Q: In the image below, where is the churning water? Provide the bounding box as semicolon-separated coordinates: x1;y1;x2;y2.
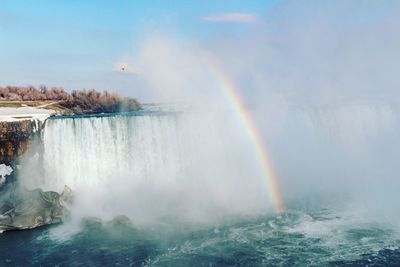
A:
5;105;400;266
1;204;400;266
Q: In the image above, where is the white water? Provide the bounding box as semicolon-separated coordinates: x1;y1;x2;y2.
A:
20;112;272;223
18;102;400;226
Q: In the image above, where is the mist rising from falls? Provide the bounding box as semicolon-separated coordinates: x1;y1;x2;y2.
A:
21;111;273;224
17;102;400;228
10;107;400;265
258;102;400;223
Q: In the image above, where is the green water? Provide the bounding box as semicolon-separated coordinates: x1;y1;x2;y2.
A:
1;204;399;266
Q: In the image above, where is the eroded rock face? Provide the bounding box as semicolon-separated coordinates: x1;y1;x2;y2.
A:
0;185;72;233
0;120;44;165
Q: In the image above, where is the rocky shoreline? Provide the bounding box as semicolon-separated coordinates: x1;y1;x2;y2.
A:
0;109;67;232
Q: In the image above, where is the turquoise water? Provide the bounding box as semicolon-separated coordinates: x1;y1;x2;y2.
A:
4;107;400;266
1;204;399;266
51;104;185;119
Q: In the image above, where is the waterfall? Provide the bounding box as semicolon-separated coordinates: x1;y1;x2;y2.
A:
39;115;187;191
19;111;271;222
18;103;399;223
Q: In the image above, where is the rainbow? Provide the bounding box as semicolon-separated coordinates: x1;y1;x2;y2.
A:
205;56;285;213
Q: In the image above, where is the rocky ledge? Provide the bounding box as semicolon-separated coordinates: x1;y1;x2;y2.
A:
0;120;44;165
0;185;72;233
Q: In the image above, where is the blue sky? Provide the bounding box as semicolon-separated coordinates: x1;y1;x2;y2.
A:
1;0;397;103
0;0;279;96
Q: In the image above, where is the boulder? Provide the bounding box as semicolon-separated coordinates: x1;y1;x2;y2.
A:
0;185;72;233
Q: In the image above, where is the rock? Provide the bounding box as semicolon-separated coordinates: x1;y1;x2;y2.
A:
0;185;72;232
0;120;45;165
81;217;103;228
106;215;133;227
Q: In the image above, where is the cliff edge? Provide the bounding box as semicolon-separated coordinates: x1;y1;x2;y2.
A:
0;106;53;186
0;120;45;165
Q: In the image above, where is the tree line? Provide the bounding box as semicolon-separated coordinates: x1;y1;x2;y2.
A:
0;85;140;114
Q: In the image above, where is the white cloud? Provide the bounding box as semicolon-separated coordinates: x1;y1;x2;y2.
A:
201;13;259;23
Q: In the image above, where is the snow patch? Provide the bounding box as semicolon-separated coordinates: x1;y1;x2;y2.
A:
0;164;13;186
0;106;55;122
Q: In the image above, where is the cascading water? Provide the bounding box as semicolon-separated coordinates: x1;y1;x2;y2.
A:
39;114;188;191
20;109;272;223
5;105;400;266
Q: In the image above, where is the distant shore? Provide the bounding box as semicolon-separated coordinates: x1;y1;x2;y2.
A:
0;86;141;121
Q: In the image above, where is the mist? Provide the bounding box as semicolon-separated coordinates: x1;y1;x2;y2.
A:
5;2;400;266
15;1;400;229
117;1;400;220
